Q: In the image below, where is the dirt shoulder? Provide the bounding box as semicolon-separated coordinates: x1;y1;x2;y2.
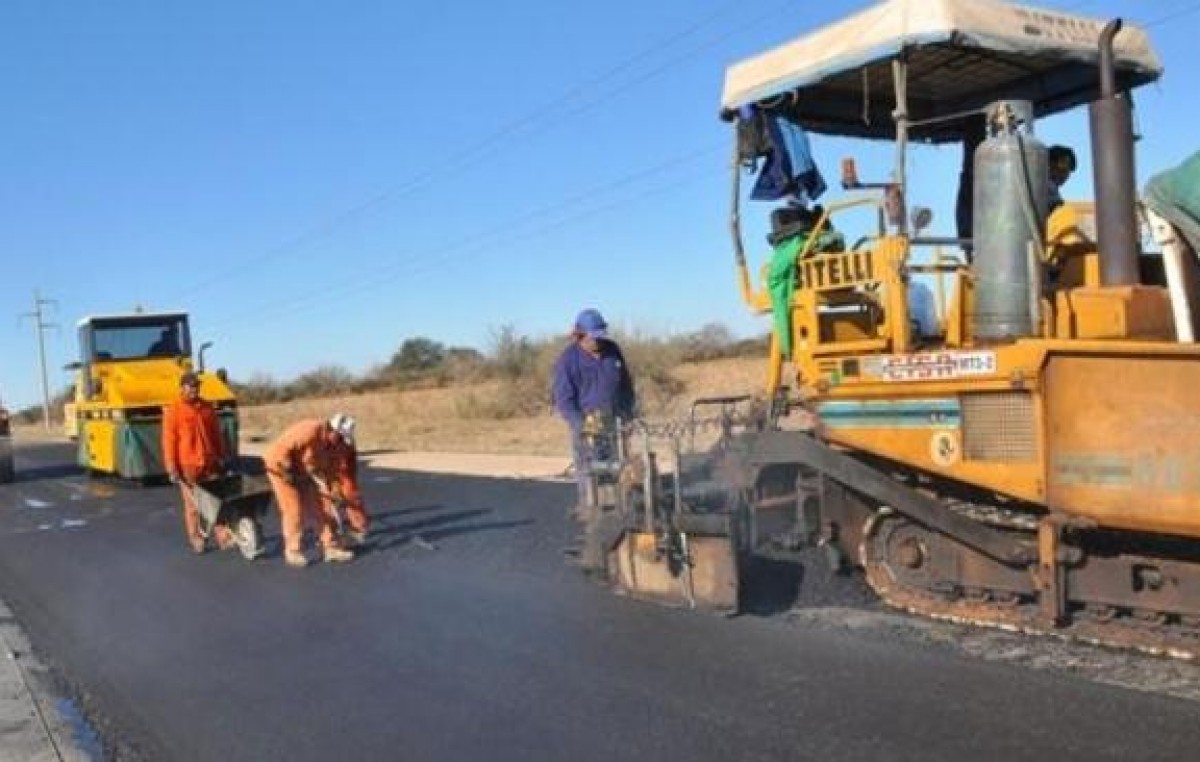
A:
239;441;571;481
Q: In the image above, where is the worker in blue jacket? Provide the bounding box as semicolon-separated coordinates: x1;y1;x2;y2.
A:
551;308;636;512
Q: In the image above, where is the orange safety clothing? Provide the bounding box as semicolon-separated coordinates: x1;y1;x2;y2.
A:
322;440;370;535
267;471;338;555
162;397;225;480
162;396;226;550
264;419;335;483
264;419;341;555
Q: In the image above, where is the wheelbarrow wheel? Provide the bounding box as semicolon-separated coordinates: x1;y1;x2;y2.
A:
234;516;262;561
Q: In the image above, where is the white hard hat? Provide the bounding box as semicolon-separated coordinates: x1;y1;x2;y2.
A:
328;412;356;445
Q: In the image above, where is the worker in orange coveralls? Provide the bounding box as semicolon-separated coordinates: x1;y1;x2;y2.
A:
263;414;357;567
162;371;233;554
322;417;371;548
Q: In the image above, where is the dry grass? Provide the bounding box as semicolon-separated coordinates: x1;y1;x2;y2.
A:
239;356;768;456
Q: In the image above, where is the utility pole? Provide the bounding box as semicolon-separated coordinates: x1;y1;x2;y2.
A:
19;290;57;431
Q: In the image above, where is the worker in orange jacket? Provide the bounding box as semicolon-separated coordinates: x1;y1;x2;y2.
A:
264;414;356;567
162;371;232;554
322;423;371;548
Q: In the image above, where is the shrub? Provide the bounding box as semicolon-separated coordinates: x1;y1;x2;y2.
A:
365;338;489;391
442;347;488;385
487;325;539;380
388;337;446;374
730;334;771;358
677;322;736;362
233;373;284;405
285;365;356;400
460;326;560;418
611;329;686;416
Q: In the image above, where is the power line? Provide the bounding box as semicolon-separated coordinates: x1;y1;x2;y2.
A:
205;154;724;335
204;142;722;330
18;290;58;431
1143;0;1200;27
215;165;723;337
1067;0;1200;27
499;1;793;138
168;0;773;303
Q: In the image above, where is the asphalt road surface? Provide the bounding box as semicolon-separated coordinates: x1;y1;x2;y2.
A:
1;440;1199;761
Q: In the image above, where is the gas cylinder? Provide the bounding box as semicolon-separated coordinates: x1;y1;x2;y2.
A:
971;100;1049;341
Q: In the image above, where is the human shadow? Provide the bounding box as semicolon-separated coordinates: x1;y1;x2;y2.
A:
369;504;445;521
412;519;534;545
255;505;535;560
360;507;535;554
376;507;489;535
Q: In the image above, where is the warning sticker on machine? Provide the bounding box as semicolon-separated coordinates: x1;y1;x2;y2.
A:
864;351;998;382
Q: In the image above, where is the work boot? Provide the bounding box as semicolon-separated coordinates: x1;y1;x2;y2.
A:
284;550;309;568
343;529;367;548
212;525;236;551
322;545;355;564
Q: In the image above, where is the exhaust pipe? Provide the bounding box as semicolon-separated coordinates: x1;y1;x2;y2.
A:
1089;19;1140;286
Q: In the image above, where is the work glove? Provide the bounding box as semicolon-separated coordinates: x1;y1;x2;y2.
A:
312;475;332;499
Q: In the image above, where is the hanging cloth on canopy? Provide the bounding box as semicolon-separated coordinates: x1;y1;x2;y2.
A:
743;107;827;205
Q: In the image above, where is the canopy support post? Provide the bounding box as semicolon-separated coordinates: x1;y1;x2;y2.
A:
891;56;910;236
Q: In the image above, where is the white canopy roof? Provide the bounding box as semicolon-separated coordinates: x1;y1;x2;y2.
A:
721;0;1162;142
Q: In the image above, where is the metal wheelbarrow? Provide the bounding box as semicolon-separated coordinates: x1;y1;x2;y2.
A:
191;474;273;560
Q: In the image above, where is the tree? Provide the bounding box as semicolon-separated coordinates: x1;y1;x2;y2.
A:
388;337;446;374
287;365;356;398
487;325;536;380
680;322;736;362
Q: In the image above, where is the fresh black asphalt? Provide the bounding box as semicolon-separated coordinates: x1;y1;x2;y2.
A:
1;441;1198;761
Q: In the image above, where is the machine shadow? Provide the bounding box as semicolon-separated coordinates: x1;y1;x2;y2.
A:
7;441;85;484
13;462;84;483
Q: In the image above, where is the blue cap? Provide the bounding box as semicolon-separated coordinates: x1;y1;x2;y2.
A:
574;308;608;339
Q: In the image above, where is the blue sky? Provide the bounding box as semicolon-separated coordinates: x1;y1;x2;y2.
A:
2;0;1198;409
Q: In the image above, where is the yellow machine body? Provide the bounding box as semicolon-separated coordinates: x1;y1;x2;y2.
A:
747;201;1200;539
609;530;740;611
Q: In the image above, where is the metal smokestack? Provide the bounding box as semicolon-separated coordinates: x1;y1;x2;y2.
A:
1089;19;1140;286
